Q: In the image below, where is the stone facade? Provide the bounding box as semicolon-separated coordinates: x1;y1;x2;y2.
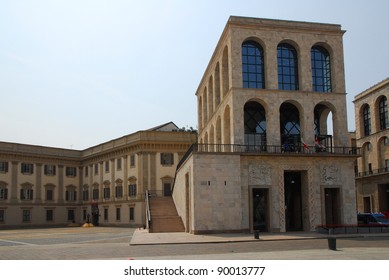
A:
174;16;358;234
0;122;197;228
354;78;389;213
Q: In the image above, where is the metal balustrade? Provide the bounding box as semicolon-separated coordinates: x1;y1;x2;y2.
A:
176;143;360;172
356;167;389;178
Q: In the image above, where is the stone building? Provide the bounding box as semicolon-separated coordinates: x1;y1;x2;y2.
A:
0;122;196;228
354;78;389;213
173;16;359;234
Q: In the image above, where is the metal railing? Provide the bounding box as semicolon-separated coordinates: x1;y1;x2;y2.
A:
357;167;389;178
175;143;359;173
190;143;360;155
316;224;389;234
145;190;151;230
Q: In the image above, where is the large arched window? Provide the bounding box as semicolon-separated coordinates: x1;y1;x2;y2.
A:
311;46;332;92
280;103;300;150
244;101;266;148
379;96;388;130
277;43;299;90
242;41;265;89
363;105;371;136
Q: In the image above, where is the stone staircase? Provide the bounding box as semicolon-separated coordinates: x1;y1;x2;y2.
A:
149;196;185;233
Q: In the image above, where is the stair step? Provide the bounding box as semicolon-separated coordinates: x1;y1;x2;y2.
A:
149;196;185;233
151;217;185;233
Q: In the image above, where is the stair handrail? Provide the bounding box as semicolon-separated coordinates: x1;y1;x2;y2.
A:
145;190;151;230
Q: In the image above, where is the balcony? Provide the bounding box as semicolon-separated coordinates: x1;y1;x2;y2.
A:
194;143;359;155
356;167;389;178
177;143;360;170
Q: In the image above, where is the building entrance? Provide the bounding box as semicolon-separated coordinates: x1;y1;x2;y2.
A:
91;202;99;226
252;188;268;232
324;188;341;225
284;172;303;231
378;184;389;212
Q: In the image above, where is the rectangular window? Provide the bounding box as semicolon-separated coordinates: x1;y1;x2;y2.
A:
83;190;89;201
105;161;109;173
46;189;53;201
46;210;53;221
66;167;77;177
128;184;137;197
103;188;110;199
94;164;99;175
0;188;8;200
0;162;9;173
104;208;108;221
92;189;99;200
22;209;31;222
21;163;34;174
116;207;121;221
20;189;33;200
0;209;4;222
115;186;123;198
85;166;89;177
117;158;122;170
65;190;77;201
44;165;56;175
67;210;75;221
83;209;87;221
160;153;174;165
129;207;134;221
130;155;135;167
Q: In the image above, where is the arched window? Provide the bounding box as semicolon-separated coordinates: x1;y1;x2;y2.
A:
280;103;300;150
314;104;334;151
311;46;332;92
277;43;299;90
244;101;266;148
363;105;371;136
379;96;388;130
242;41;265;89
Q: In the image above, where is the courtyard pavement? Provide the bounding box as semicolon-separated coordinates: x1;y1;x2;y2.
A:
0;226;388;259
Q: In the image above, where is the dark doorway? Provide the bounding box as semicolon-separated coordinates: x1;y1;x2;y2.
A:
284;171;302;231
252;188;268;232
363;197;371;213
324;188;341;225
91;202;99;226
378;184;389;212
164;183;172;196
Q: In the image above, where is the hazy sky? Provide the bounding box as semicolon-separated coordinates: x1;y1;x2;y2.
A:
1;0;388;149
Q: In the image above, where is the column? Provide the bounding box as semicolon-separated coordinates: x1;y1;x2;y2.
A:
58;165;64;203
111;159;115;199
11;161;19;203
123;155;128;198
35;163;42;203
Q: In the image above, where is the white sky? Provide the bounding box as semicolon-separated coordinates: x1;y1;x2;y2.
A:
1;0;388;149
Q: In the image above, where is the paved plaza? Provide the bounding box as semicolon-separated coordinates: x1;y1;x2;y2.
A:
0;226;388;259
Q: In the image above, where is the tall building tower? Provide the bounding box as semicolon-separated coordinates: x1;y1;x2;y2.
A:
173;16;359;233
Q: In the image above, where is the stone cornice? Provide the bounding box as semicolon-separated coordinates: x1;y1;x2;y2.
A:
353;77;389;103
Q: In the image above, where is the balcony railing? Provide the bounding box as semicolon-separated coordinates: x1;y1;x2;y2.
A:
176;143;360;171
356;167;389;178
194;143;360;155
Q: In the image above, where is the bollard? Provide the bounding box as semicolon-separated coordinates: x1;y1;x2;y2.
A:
327;228;336;250
254;230;260;239
328;237;337;250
